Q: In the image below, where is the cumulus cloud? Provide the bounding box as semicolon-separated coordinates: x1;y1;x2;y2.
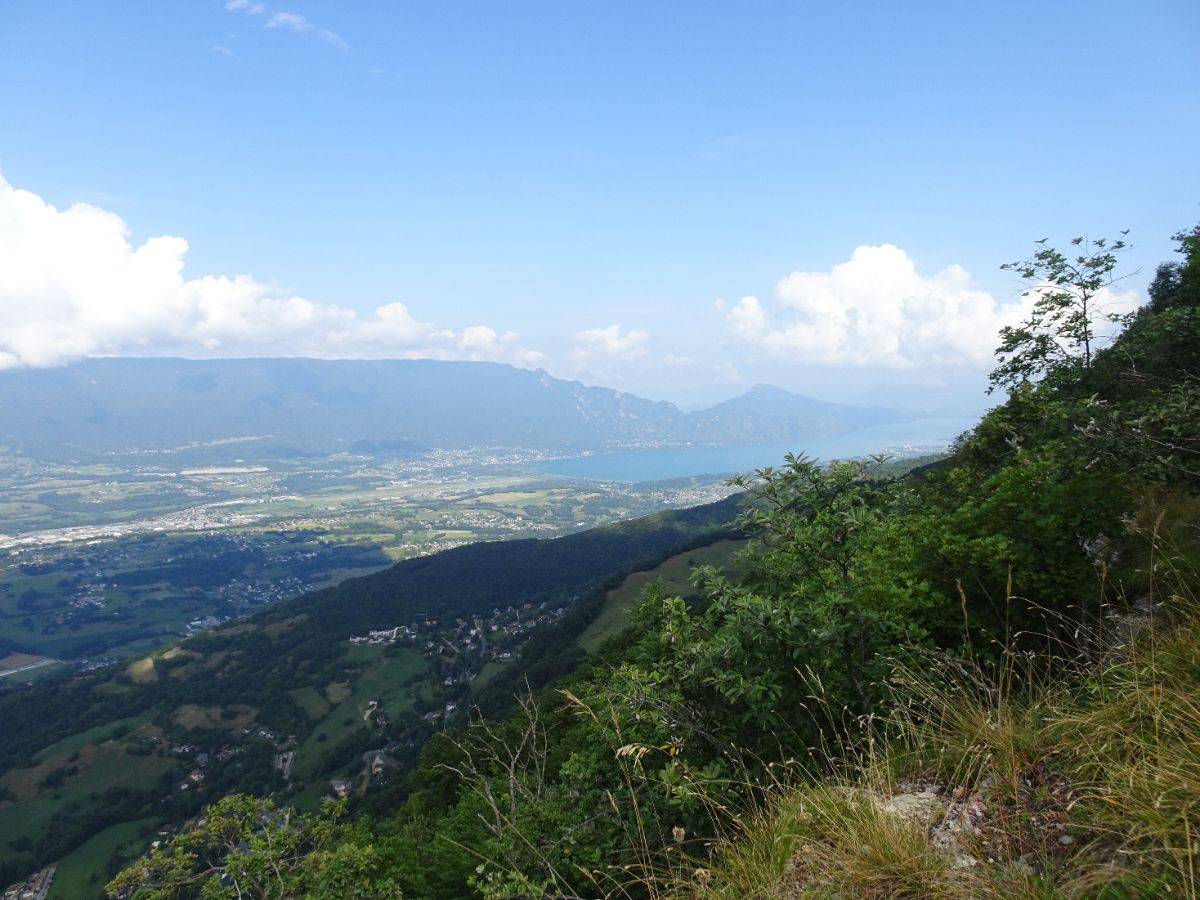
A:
713;363;743;383
0;175;537;369
454;326;545;367
574;324;648;357
723;244;1139;369
458;324;501;353
726;295;765;339
570;324;649;364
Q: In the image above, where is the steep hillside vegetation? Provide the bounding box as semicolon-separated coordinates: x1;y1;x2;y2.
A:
105;224;1199;898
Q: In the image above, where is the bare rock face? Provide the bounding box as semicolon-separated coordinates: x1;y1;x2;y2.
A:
873;780;983;871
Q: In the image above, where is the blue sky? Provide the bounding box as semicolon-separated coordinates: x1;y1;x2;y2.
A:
1;1;1197;412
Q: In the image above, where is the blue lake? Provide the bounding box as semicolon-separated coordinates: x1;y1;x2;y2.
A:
533;417;976;482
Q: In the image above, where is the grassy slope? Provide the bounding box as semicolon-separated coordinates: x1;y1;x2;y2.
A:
47;817;159;900
576;538;745;655
291;647;426;781
32;713;154;765
0;743;173;866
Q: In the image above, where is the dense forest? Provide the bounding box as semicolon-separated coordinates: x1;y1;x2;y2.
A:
105;224;1200;897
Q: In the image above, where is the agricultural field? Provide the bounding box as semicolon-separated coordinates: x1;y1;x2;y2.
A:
0;724;177;881
290;646;427;783
0;447;735;669
47;816;159;900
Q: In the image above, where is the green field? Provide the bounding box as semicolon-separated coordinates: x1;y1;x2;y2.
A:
47;816;160;900
577;538;745;655
0;743;174;874
0;661;65;685
472;658;509;690
32;713;154;765
289;685;333;720
285;780;331;814
291;646;427;781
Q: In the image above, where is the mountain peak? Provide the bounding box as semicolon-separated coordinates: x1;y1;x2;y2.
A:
741;383;799;400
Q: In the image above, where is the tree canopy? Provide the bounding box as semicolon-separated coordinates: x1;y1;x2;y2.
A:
990;233;1132;392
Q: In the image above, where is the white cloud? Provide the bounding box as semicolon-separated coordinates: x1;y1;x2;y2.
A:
454;326;546;367
727;244;1053;369
225;0;266;14
265;11;307;30
316;29;349;50
0;174;537;369
713;363;743;383
726;295;765;339
458;324;500;353
226;3;347;50
570;324;649;364
514;349;546;367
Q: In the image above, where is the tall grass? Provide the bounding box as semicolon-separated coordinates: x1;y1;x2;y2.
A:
1052;496;1200;897
687;495;1200;899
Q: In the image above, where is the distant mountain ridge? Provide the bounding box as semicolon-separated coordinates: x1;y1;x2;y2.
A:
0;358;908;462
690;383;900;445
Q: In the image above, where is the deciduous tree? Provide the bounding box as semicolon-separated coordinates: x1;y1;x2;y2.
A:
990;234;1132;393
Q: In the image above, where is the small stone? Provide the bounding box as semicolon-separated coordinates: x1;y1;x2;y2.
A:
1059;834;1075;847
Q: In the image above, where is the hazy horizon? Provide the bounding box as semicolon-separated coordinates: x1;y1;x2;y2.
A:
1;351;955;416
